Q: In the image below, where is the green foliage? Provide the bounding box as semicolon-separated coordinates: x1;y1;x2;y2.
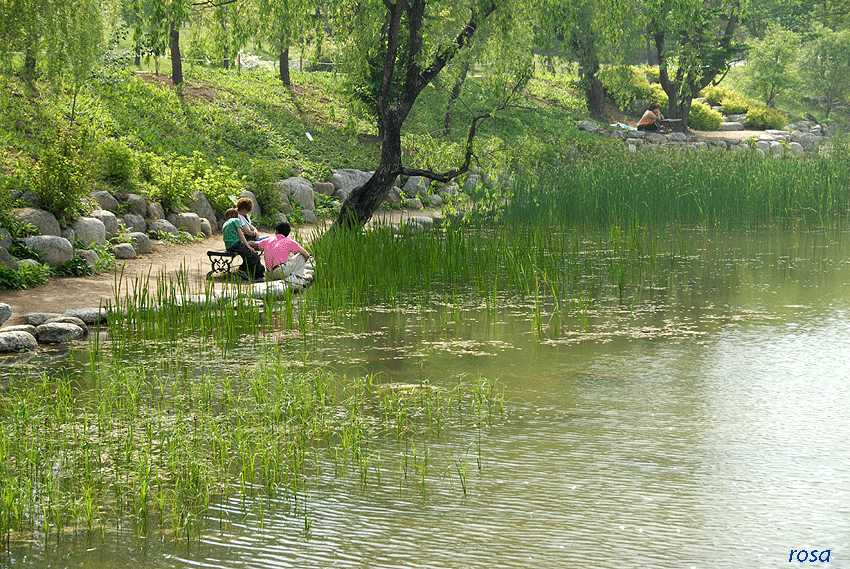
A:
745;106;788;129
97;138;135;185
687;100;723;131
28;128;95;224
0;261;52;290
741;25;800;108
800;26;850;118
191;158;246;215
599;66;652;110
720;96;750;115
699;85;734;106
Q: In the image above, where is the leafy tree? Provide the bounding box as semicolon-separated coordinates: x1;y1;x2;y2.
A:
255;0;308;84
800;25;850;117
744;0;815;37
332;0;532;229
741;25;800;108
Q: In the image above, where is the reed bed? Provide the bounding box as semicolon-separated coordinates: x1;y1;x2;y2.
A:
506;138;850;228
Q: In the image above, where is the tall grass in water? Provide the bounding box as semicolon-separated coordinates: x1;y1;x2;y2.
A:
506;138;850;228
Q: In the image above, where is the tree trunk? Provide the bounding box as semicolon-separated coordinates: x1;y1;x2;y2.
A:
170;20;183;86
443;57;470;137
221;6;230;69
569;6;605;116
278;39;290;85
134;39;141;67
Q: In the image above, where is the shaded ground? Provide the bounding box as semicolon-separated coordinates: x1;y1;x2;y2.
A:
0;210;433;327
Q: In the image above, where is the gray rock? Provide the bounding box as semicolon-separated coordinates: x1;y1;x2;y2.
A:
0;228;11;249
291;185;315;211
22;235;73;265
0;247;18;270
757;140;770;153
0;331;38;353
727;114;747;123
112;242;136;259
15;191;40;208
790;131;818;150
199;218;213;237
577;120;600;132
90;209;119;240
167;212;201;236
73;217;106;247
788;141;804;156
148;202;165;220
149;219;179;237
626;131;646;139
121;213;146;233
91;191;120;212
0;303;11;326
123;193;148;217
276;176;313;197
314;182;335;196
301;209;318;224
73;248;101;268
186;191;218;232
385;188;403;204
427;194;444;206
407;197;424;209
25;312;64;326
0;324;37;336
272;212;289;225
36;322;85;344
126;232;152;254
330;169;372;192
668;132;688;142
238;190;261;218
61;227;75;243
720;122;744;131
412;216;435;228
769;141;784;155
404;176;428;197
335;188;352;203
464;174;480;192
646;133;666;144
65;307;107;324
45;316;89;336
13;207;61;236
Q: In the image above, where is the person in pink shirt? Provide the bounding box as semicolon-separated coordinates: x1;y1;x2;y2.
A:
255;221;313;284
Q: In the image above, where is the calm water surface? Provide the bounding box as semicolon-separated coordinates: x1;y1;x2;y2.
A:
3;229;850;568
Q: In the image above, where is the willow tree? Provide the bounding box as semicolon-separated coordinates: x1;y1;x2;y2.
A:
646;0;746;129
332;0;531;229
255;0;310;84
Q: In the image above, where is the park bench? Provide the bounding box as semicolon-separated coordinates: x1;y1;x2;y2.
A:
206;250;239;279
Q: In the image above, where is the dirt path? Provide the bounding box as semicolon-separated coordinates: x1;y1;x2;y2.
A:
0;210;434;327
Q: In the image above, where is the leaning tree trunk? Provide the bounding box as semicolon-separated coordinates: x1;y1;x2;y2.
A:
170;19;183;87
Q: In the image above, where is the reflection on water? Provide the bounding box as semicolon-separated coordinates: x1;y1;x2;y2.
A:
3;229;850;568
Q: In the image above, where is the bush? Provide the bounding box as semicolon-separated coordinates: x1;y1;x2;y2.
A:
721;96;750;115
28;129;95;224
745;106;787;129
699;85;734;106
688;100;724;130
191;160;246;215
97;138;135;186
648;84;669;113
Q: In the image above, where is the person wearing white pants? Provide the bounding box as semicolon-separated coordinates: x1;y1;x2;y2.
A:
255;221;314;286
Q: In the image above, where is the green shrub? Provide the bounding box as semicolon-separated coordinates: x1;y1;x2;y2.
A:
28;129;95;224
688;100;724;130
699;85;734;106
191;160;246;215
721;96;750;115
599;66;653;110
245;159;294;213
97;138;135;186
0;262;51;290
745;106;787;129
648;84;669;113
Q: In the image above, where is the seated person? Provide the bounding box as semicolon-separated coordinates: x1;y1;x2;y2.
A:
637;102;664;132
255;221;314;284
235;197;264;241
221;207;265;281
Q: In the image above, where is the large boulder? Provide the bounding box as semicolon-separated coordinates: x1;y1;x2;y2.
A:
149;218;179;237
0;331;38;353
404;176;429;198
167;212;201;236
0;248;18;270
73;217;106;247
577;120;601;132
36;322;85;344
123;193;148;217
111;243;136;259
13;208;61;236
199;218;213;237
121;213;147;233
0;228;13;249
275;177;315;211
65;307;108;324
126;232;152;254
90;209;119;240
148;202;166;220
25;312;64;326
90;191;120;212
187;191;218;232
314;182;336;197
330;169;371;193
74;248;100;268
22;235;73;265
45;316;89;336
0;303;11;326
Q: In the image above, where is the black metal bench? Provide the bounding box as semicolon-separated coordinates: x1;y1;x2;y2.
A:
207;250;239;279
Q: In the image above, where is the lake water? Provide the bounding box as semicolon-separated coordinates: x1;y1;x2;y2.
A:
3;228;849;568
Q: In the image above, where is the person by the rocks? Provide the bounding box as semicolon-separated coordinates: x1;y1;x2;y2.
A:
236;197;263;241
255;221;313;285
221;208;265;281
637;102;664;132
